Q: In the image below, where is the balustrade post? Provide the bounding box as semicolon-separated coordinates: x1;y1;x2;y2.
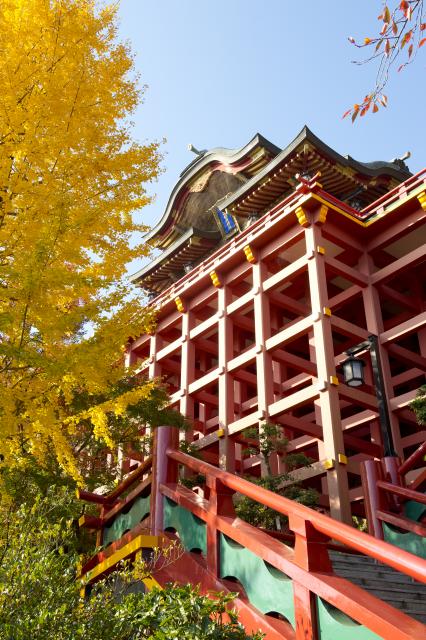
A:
381;455;403;512
293;582;319;640
206;475;235;577
289;513;332;572
360;459;385;539
151;425;179;535
289;513;329;640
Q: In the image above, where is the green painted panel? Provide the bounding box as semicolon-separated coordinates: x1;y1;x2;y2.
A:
383;498;426;559
405;499;426;522
103;494;150;547
383;522;426;559
316;597;381;640
219;533;294;626
163;497;207;554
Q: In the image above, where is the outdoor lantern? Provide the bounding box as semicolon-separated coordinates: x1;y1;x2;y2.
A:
342;354;365;387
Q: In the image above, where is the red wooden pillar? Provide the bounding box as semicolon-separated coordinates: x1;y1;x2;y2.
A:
151;425;179;535
293;582;319;640
305;212;352;524
289;513;331;640
253;260;274;477
218;285;235;471
360;458;385;539
148;333;161;379
180;308;195;430
206;475;235;577
359;252;403;457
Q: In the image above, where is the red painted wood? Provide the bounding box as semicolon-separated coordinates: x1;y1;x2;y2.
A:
361;460;385;539
167;448;426;583
153;537;295;640
160;479;426;639
293;582;318;640
399;441;426;476
376;509;426;537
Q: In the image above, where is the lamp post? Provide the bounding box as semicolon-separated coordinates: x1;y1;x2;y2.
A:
342;334;396;457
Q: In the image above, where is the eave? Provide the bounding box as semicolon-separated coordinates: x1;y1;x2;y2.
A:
131;227;220;292
146;133;280;248
220;126;411;217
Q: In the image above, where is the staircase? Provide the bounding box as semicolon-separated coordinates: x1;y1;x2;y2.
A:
330;551;426;625
77;429;426;640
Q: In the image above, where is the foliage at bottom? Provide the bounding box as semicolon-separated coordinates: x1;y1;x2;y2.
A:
0;490;262;639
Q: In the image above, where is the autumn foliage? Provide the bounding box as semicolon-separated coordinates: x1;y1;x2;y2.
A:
0;1;161;479
344;0;425;120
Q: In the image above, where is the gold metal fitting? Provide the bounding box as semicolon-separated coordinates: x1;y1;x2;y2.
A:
243;244;256;263
317;204;328;224
323;307;332;317
210;270;221;287
217;428;225;438
175;296;185;312
417;191;426;211
317;245;326;255
329;375;339;386
295;206;309;227
338;453;348;465
324;458;335;470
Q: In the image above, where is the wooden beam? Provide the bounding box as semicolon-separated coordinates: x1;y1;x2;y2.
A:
338;384;378;411
380;311;426;345
330;315;370;341
268;290;308;317
273;349;317;376
386;343;426;372
389;389;417;411
263;254;308;293
371;244;426;285
329;285;363;311
378;284;419;313
324;256;369;288
269;384;321;417
367;208;425;252
266;315;313;352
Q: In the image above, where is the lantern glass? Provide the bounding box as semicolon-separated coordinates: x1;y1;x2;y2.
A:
342;355;365;387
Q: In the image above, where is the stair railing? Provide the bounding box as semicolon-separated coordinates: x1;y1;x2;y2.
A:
361;441;426;539
77;455;153;575
154;426;426;640
399;440;426;491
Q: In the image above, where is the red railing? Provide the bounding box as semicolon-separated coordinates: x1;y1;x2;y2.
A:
361;167;426;215
78;455;152;556
149;426;426;639
141;167;426;314
76;428;426;638
165;448;425;582
399;440;426;478
361;442;426;539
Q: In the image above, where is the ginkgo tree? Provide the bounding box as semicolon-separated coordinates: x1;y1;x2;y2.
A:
0;0;162;481
344;0;426;120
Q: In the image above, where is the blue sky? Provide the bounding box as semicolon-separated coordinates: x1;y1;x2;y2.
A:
116;0;425;272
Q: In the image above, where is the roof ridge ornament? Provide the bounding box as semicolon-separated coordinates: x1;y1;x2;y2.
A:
187;143;207;156
390;151;411;172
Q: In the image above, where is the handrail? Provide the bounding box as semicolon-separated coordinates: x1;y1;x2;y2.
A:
168;448;426;583
377;479;426;506
105;456;152;501
361;168;426;214
77;456;152;505
398;440;426;477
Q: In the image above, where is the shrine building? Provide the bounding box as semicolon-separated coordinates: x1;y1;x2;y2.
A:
127;126;425;525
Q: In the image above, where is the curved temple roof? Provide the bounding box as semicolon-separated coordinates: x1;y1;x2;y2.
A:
132;126;411;293
145;133;281;247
